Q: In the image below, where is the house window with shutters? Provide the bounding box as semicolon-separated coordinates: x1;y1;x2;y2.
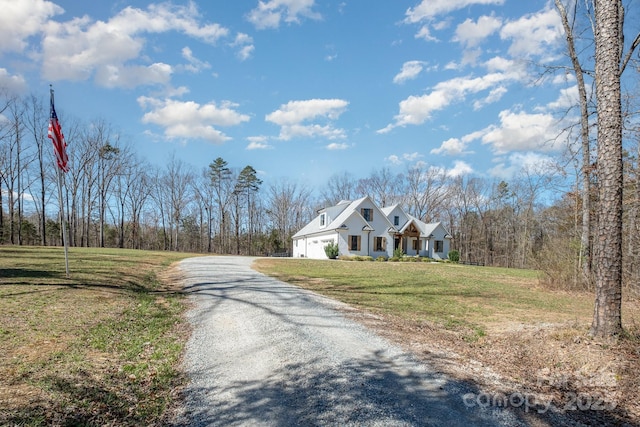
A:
412;239;420;251
375;237;386;251
435;240;444;253
349;235;361;251
361;208;373;221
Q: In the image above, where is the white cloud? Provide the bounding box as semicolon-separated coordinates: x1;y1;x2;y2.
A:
247;136;272;150
385;152;424;165
500;7;562;59
482;110;563;154
266;99;348;125
40;2;228;87
95;62;173;88
431;138;467;156
0;0;62;53
403;152;423;161
386;155;402;165
393;61;430;84
266;98;348;140
414;26;438;42
405;0;505;23
489;152;555;179
473;86;507;109
247;0;321;30
279;123;346;141
180;46;211;73
0;69;28;93
379;72;516;133
326;142;349;150
431;129;484;155
453;15;502;48
447;160;474;177
231;33;255;60
552;72;576;85
544;85;580;111
138;97;250;144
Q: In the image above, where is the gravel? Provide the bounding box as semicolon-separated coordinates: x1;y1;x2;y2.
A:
172;256;530;426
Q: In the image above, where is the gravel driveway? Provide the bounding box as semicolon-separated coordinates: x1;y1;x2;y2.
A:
173;256;527;426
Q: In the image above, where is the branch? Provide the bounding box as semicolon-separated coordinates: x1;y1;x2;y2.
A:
620;31;640;75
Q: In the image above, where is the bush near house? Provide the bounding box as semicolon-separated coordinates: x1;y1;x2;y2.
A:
393;248;405;259
324;242;339;259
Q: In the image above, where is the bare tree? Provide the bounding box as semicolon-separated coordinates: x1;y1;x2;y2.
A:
404;163;450;222
357;167;402;207
266;178;313;253
23;94;50;245
555;0;596;283
192;168;217;253
163;155;194;252
320;172;358;205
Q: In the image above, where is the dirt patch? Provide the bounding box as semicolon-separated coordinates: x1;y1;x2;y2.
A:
346;308;640;426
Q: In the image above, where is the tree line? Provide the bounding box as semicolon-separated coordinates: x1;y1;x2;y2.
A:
0;90;638;301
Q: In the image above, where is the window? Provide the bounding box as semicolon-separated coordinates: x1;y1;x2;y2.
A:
435;240;444;253
348;235;361;251
319;213;326;227
375;237;386;251
361;208;373;221
394;216;400;226
412;239;420;251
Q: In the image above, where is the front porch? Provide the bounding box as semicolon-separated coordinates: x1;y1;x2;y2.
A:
394;223;430;257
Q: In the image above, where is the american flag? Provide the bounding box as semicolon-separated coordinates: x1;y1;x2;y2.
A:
48;89;69;173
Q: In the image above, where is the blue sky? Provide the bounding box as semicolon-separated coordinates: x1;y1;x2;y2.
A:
1;0;587;192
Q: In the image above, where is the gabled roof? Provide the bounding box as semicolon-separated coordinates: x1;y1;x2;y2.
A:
381;204;451;237
292;196;370;238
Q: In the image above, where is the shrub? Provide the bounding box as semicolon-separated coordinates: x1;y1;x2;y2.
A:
324;242;339;259
375;256;388;262
448;249;460;263
393;248;404;259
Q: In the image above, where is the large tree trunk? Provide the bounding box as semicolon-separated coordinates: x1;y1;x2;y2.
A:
591;0;623;338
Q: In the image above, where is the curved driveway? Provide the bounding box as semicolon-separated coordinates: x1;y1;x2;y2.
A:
174;256;527;426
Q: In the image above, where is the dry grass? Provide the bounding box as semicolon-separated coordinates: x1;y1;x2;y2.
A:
254;258;640;426
0;246;194;426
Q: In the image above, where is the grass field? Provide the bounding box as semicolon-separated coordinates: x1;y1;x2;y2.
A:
2;249;638;425
0;246;194;426
253;258;640;424
253;259;597;337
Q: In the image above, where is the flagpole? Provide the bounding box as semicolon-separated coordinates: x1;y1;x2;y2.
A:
57;166;70;278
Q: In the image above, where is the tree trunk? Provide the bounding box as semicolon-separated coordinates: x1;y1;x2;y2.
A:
591;0;623;338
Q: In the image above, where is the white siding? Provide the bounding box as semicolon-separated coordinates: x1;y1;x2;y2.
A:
292;234;337;258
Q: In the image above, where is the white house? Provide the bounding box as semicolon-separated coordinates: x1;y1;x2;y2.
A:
292;196;452;260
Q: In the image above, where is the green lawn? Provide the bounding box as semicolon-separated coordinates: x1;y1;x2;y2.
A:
253;258;595;333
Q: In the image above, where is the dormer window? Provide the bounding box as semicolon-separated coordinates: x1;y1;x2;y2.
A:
394;215;400;226
361;208;373;221
319;213;326;227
